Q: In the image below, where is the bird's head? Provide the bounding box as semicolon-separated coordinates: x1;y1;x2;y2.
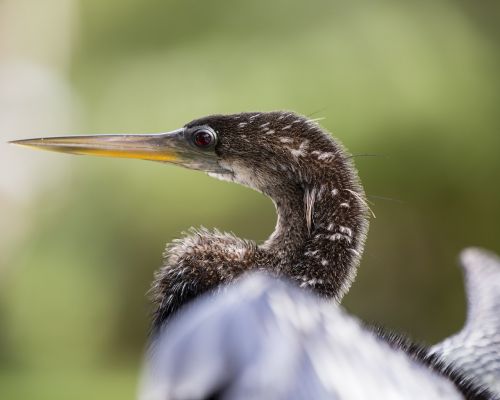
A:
11;111;340;196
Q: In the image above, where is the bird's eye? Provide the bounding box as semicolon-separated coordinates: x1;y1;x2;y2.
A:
192;129;216;149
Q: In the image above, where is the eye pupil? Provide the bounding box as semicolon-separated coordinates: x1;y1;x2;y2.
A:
193;130;214;147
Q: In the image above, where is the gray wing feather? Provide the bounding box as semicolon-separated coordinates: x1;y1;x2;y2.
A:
140;274;461;400
431;247;500;394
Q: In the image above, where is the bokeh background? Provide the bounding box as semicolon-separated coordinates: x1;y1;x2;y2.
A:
1;0;499;398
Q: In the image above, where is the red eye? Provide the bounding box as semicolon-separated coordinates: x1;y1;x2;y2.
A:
193;129;215;148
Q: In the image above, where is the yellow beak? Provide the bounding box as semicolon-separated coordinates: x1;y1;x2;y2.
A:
10;130;185;162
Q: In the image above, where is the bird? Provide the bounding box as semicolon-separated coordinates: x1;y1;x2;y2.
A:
11;111;499;399
12;111;370;330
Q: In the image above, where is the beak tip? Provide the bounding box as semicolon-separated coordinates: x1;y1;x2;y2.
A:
9;139;37;147
9;139;25;146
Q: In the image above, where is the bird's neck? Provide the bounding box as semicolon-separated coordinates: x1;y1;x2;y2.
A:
260;162;369;301
261;188;310;259
151;132;369;328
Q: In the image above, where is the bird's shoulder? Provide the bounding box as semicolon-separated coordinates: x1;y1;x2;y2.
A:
163;227;258;269
150;228;260;328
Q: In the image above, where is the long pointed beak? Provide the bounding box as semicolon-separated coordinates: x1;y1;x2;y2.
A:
10;130;185;163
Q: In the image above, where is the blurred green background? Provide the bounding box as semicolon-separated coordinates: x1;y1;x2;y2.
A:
1;0;499;398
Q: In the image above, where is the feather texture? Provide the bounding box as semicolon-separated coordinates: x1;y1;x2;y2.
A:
432;248;500;394
142;274;496;400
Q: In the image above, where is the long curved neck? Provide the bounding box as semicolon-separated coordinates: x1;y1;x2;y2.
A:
260;157;369;302
151;130;369;329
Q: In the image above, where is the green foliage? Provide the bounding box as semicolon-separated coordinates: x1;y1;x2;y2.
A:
2;0;500;398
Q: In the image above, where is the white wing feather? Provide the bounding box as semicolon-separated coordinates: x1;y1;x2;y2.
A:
141;274;462;400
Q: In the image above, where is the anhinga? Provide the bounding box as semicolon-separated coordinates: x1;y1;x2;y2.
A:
13;111;369;326
12;111;499;399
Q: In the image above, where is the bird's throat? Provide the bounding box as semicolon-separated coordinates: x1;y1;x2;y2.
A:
260;164;369;302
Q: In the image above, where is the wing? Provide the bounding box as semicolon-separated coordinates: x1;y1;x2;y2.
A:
431;248;500;394
140;274;463;400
